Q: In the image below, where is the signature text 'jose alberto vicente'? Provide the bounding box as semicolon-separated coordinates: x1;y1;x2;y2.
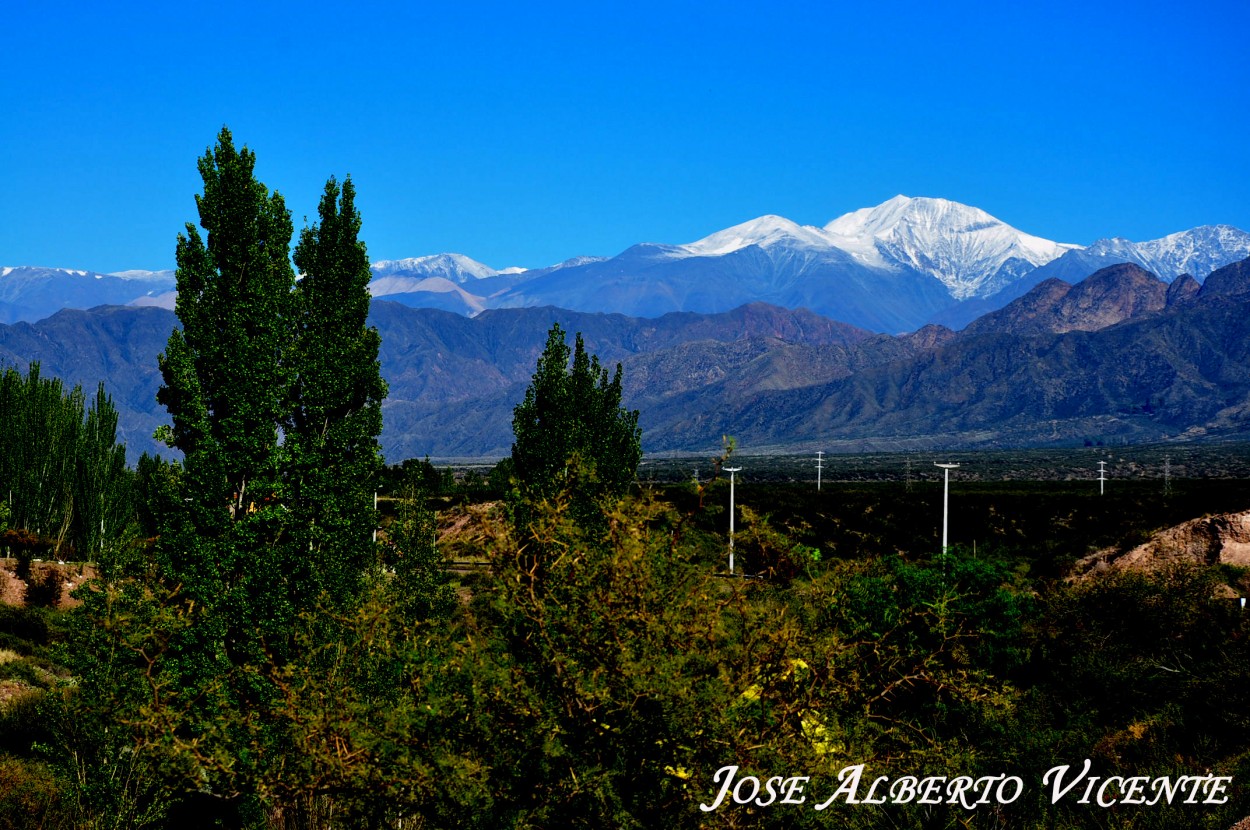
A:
699;761;1232;812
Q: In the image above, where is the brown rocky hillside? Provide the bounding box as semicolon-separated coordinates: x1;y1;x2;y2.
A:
1075;509;1250;578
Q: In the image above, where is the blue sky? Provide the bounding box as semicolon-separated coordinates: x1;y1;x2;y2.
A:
4;0;1248;273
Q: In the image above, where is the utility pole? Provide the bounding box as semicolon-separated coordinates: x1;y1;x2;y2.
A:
725;466;742;574
1098;461;1107;496
816;451;824;492
934;463;959;553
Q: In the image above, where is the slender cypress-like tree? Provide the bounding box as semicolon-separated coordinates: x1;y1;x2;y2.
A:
288;175;387;608
72;384;131;562
0;364;131;558
155;127;297;677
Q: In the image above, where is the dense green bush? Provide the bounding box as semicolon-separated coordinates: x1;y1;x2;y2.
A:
0;606;48;646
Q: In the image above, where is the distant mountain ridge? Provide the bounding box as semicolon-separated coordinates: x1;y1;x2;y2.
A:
9;197;1249;333
5;256;1250;461
930;224;1250;329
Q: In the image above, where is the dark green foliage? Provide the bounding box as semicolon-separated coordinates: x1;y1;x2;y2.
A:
0;605;49;646
385;481;456;622
511;323;641;520
131;452;179;542
27;462;1250;827
72;386;132;562
379;456;457;497
22;568;64;608
0;364;132;559
57;129;389;822
155;127;296;646
487;456;515;495
287;175;387;610
148;135;303;810
1032;567;1250;761
0;692;50;756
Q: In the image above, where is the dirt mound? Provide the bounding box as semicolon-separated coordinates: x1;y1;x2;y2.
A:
1074;510;1250;577
0;559;93;609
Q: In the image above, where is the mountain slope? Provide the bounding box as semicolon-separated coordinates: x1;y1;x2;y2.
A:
640;258;1250;452
10;201;1249;335
823;195;1076;299
0;267;176;324
932;225;1250;329
7;257;1250;461
489;237;955;332
961;263;1168;338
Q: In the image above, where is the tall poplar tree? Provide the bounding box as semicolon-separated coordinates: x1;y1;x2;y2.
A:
156;127;297;674
66;131;392;823
288;175;387;608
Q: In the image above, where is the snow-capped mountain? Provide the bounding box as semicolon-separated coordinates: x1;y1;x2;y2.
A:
0;266;177;324
9;198;1250;333
662;197;1077;300
370;253;503;283
678;215;837;257
1087;225;1250;282
822;196;1078;299
925;224;1250;330
482;196;1086;330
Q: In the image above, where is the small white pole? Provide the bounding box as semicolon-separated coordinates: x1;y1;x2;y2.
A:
725;466;742;574
1098;461;1107;496
816;451;824;492
934;463;960;553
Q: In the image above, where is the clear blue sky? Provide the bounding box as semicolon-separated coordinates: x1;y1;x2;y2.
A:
4;0;1248;273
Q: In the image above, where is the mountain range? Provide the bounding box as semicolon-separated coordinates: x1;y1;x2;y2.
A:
4;255;1250;462
6;196;1250;333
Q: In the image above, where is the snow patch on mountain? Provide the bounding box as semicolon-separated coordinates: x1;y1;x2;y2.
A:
371;253;500;282
1087;225;1250;281
548;255;608;270
107;269;176;281
825;196;1079;299
680;215;837;257
668;197;1079;300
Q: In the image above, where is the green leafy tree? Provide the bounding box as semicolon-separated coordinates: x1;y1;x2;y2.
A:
0;363;132;559
384;479;456;622
155;126;297;667
79;130;390;824
510;323;641;509
287;175;387;609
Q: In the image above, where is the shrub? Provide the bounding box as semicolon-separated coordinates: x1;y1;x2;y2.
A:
23;568;63;609
0;606;47;646
0;756;63;829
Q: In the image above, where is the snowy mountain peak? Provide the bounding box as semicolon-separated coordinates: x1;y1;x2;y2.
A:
1086;225;1250;281
825;195;995;238
370;253;499;283
680;215;835;257
107;269;176;281
825;196;1079;299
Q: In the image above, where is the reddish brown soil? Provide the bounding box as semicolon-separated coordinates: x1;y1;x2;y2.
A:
0;558;95;609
